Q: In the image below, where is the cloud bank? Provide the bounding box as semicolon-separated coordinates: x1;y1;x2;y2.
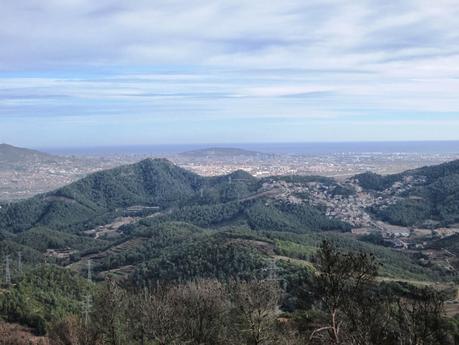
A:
1;0;459;146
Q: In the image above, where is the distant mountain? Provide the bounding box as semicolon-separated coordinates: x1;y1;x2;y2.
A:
0;143;56;166
179;147;275;158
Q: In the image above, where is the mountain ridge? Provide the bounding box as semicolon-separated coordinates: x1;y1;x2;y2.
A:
0;143;55;165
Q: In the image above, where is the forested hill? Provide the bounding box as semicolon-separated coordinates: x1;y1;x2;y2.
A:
354;159;459;226
0;159;193;233
3;156;459;236
0;157;350;238
355;159;459;191
1;158;456;284
0;158;263;233
0;157;359;288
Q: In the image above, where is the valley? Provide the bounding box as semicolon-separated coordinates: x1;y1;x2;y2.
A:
1;153;459;343
2;156;457;281
2;143;459;202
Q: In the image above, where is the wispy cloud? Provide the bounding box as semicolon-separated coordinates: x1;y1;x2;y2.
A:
0;0;458;146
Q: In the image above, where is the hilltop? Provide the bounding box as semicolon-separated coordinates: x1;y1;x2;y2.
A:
0;143;56;166
0;158;203;232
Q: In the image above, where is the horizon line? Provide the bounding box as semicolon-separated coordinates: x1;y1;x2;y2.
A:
29;139;459;150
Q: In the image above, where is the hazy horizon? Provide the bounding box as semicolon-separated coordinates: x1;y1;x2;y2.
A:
25;140;459;156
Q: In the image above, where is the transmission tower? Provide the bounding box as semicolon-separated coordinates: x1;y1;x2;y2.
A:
87;259;92;283
82;293;92;327
265;259;280;281
82;259;93;326
4;255;11;285
17;252;22;277
265;259;288;289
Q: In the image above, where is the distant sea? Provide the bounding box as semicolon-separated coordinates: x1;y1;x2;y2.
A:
41;141;459;156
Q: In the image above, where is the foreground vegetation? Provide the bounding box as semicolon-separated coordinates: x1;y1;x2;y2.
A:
1;241;458;345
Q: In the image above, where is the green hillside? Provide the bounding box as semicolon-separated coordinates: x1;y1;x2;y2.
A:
0;159;199;233
0;265;91;335
356;160;459;226
0;159;456;284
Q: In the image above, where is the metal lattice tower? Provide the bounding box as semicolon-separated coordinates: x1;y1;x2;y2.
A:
82;293;92;327
4;255;11;285
82;259;93;326
17;252;22;277
265;259;280;281
87;259;92;283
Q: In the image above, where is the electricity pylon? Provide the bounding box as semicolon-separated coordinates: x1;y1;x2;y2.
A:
87;259;92;283
4;255;11;285
17;252;22;277
82;259;93;327
82;293;92;327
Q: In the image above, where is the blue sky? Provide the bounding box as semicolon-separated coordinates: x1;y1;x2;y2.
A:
1;0;459;147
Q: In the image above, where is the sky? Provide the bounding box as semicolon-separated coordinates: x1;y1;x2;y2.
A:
1;0;459;148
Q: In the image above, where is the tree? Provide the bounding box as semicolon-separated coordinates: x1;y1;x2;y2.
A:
393;287;450;345
229;279;281;345
125;285;180;345
92;278;127;345
172;280;229;345
310;240;379;344
308;240;451;345
49;316;101;345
